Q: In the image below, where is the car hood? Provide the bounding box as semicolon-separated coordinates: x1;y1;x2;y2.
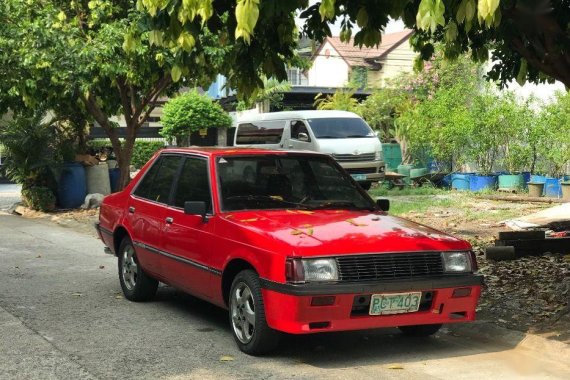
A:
220;209;470;257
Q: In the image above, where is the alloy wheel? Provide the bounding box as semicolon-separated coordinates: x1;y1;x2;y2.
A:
121;245;138;290
230;282;256;344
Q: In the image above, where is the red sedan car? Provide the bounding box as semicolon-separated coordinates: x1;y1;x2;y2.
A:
96;148;482;355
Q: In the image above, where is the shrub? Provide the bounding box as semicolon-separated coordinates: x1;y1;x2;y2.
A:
131;141;165;169
22;186;56;211
160;90;232;144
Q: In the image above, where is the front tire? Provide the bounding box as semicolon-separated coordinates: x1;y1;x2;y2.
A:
399;324;442;337
118;237;158;302
229;270;280;355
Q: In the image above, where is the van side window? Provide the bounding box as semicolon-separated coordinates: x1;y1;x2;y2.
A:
291;120;310;141
236;121;284;145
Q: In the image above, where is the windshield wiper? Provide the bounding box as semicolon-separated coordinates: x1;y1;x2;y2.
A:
309;200;374;211
344;134;372;138
225;195;311;209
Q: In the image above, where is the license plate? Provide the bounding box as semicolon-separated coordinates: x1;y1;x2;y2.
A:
369;292;422;315
351;174;367;181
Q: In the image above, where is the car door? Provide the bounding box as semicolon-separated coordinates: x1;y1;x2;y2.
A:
287;120;314;151
127;154;182;279
161;155;217;299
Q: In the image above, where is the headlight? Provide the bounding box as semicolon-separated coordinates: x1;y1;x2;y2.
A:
286;258;339;283
375;150;383;161
442;252;472;272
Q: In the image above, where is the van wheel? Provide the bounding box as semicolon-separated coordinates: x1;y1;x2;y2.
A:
360;182;372;190
118;237;158;302
399;324;442;337
229;270;280;355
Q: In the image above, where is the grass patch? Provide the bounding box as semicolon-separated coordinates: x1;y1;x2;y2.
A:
369;185;448;197
387;197;456;216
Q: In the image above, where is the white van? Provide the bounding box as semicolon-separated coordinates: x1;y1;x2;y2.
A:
233;110;385;189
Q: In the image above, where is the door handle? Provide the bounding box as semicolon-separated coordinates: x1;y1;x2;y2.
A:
165;217;174;224
288;145;293;148
128;206;135;214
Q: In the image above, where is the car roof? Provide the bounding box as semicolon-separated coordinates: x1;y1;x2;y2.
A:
236;110;360;123
158;147;328;158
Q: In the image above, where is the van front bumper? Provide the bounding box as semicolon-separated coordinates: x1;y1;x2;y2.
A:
339;160;385;182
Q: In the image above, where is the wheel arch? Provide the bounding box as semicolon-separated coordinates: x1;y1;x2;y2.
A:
221;258;258;307
113;225;130;256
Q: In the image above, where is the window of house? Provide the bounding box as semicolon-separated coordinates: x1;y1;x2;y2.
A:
286;68;307;86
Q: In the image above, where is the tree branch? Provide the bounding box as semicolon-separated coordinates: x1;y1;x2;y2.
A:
117;78;133;126
131;74;172;125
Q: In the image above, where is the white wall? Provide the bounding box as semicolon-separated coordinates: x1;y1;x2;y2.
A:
370;40;415;87
307;41;350;87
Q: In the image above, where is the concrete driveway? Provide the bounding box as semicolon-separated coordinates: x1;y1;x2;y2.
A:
1;214;569;379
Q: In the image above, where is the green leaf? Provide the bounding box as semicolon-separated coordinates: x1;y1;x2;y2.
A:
445;21;458;42
319;0;336;21
122;33;136;53
171;65;182;82
516;58;527;86
356;7;369;28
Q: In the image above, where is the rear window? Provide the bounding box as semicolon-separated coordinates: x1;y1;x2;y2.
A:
236;121;284;145
307;118;375;139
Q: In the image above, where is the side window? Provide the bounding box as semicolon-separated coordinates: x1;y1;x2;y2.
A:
235;121;284;144
133;155;181;203
173;158;212;212
133;157;163;199
291;120;310;141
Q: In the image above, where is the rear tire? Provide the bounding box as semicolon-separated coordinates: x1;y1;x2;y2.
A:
399;324;442;337
118;237;158;302
229;270;280;355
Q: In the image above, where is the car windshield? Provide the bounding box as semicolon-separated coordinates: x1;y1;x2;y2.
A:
217;155;375;212
307;118;375;139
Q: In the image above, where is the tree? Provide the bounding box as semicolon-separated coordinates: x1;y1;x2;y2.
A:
314;88;360;112
358;88;411;142
0;0;237;189
145;1;570;91
160;90;232;145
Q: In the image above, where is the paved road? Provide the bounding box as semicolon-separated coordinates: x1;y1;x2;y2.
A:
1;214;569;380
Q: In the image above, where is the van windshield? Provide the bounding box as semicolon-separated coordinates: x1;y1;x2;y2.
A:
307;118;375;139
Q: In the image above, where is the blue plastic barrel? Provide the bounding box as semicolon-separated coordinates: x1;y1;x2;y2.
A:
109;168;121;193
521;172;531;188
469;175;497;192
451;173;472;191
57;162;87;209
530;175;547;184
544;177;562;198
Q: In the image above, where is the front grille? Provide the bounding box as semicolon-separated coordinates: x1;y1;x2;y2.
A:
336;252;444;282
345;167;377;175
333;153;376;162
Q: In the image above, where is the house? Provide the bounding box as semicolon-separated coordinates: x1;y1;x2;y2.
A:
306;29;414;88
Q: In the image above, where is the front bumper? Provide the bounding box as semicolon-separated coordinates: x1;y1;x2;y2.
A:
339;160;386;182
261;275;483;334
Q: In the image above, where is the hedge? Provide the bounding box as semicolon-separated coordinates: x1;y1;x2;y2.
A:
87;140;165;169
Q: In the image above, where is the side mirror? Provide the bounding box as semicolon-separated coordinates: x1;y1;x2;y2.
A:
376;199;390;212
184;201;208;221
297;132;310;142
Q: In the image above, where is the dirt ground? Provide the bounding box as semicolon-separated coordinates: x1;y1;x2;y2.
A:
13;192;570;344
394;194;570;344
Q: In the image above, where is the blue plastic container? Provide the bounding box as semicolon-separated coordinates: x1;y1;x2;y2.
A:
530;175;547;184
522;172;531;188
469;175;497;192
57;162;86;209
544;177;562;198
109;168;121;193
451;173;472;191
